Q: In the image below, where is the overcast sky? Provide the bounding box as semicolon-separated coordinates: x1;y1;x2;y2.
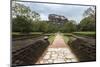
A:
17;1;92;23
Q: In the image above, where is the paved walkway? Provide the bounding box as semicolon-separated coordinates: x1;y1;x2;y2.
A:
36;33;78;64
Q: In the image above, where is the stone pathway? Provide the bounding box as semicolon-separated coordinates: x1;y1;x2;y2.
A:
36;33;78;64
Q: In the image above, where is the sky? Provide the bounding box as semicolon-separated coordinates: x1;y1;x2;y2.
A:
16;1;92;23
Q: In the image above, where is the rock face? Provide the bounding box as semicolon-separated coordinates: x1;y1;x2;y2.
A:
48;14;68;24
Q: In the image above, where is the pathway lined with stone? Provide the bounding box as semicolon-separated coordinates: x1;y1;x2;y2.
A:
36;33;78;64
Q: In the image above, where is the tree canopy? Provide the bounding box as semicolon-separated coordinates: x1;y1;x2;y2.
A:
12;2;40;21
78;6;96;31
12;2;40;33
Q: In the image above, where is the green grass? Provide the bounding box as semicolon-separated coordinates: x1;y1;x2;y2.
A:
12;32;43;39
72;31;96;38
44;33;55;36
73;32;95;34
62;33;73;36
61;33;69;44
12;32;43;35
62;33;77;44
48;35;55;44
29;32;43;34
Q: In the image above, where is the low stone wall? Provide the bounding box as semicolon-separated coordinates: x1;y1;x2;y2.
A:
12;39;49;66
68;38;96;62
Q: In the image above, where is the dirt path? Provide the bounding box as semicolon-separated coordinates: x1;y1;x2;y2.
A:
36;33;78;64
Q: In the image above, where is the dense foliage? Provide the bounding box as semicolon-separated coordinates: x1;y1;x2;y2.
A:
78;6;96;31
12;2;40;33
12;16;33;33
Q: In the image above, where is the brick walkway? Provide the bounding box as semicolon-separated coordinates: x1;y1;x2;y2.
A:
36;33;78;64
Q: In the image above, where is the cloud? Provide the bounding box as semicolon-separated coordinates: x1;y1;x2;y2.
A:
16;1;92;23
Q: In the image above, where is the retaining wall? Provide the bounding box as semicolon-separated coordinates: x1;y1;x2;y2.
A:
68;38;96;62
12;39;49;66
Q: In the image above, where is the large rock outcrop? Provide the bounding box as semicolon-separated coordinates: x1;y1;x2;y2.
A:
48;14;68;24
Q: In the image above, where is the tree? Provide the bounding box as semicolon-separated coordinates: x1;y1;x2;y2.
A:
79;16;95;31
12;16;33;33
62;21;77;32
12;2;41;33
83;6;95;18
12;2;40;21
38;22;49;33
78;6;96;31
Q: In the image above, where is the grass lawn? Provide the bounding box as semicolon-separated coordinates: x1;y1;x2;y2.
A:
72;31;96;38
44;33;55;36
12;32;43;39
62;33;73;36
62;33;77;44
73;31;95;34
12;32;43;35
48;35;55;44
63;35;69;44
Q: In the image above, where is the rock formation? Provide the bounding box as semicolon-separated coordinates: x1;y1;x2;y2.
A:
48;14;68;24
